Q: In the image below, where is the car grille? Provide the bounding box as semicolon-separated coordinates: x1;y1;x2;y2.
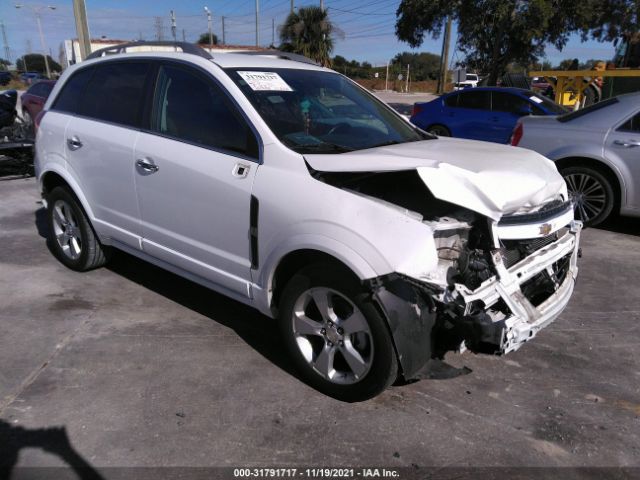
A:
500;228;568;269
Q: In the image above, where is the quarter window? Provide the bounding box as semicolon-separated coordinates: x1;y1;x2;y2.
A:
52;67;94;114
80;62;150;128
444;94;459;107
151;64;256;157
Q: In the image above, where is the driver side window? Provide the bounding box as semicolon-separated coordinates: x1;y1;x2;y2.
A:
151;64;258;158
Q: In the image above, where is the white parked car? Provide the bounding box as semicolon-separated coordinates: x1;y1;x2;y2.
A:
35;42;582;401
453;73;480;90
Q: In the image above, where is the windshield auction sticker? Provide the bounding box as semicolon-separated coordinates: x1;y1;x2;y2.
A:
238;71;293;91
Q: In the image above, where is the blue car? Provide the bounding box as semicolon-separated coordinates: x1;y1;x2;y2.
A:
410;87;568;144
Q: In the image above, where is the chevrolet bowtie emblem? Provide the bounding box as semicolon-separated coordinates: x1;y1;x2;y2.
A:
539;223;553;235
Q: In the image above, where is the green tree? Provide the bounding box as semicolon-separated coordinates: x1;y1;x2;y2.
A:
279;6;334;67
0;58;10;70
196;32;219;45
395;0;587;85
392;51;441;80
16;54;62;74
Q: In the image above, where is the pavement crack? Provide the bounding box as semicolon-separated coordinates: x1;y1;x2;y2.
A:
0;313;95;416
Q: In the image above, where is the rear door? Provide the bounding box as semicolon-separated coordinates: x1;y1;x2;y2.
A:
133;62;260;297
64;60;152;249
451;90;492;140
490;91;532;143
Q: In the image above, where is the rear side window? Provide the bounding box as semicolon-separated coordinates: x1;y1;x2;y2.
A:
457;91;490;109
151;64;257;158
52;67;94;114
80;62;150;128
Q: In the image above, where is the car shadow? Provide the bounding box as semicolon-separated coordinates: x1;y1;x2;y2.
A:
35;207;301;382
0;420;104;480
105;249;302;381
596;215;640;236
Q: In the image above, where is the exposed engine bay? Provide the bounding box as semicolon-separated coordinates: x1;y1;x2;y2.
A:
313;168;582;378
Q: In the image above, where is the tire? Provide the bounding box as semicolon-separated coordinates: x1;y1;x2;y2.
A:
560;166;615;227
278;264;398;402
46;186;108;271
427;124;451;137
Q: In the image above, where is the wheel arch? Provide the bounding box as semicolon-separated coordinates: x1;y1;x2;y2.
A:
554;156;623;210
267;248;369;317
39;168;96;221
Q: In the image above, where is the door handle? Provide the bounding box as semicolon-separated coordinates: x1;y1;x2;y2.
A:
136;157;159;173
613;139;640;148
67;136;83;151
232;163;250;178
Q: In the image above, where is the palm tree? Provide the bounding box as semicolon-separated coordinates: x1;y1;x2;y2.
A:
279;6;334;67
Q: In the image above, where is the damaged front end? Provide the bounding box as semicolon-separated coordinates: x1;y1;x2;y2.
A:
367;204;581;379
310;162;582;381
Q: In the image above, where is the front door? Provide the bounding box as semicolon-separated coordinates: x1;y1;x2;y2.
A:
133;62;260;297
606;111;640;210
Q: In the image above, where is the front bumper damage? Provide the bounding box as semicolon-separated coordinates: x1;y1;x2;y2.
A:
368;219;582;380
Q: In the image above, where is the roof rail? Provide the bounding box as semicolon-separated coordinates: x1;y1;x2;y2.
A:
236;50;319;66
86;41;213;61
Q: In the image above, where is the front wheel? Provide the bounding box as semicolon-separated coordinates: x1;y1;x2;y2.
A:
561;166;615;227
278;264;398;402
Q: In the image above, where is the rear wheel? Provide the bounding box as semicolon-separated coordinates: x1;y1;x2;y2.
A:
46;186;108;271
561;166;615;227
278;264;397;402
427;124;451;136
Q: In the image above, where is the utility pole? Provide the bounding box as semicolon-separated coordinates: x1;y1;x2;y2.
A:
204;7;213;48
385;60;390;91
320;0;324;10
182;29;186;42
154;16;164;41
221;16;226;44
272;18;275;46
255;0;259;47
72;0;91;61
437;16;452;94
1;22;11;62
406;64;410;92
170;10;177;43
290;0;294;14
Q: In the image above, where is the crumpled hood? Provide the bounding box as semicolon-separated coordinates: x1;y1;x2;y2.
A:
305;136;566;220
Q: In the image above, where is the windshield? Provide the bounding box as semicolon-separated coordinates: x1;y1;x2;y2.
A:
225;68;430;154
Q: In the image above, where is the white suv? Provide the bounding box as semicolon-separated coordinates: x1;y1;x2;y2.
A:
35;43;582;401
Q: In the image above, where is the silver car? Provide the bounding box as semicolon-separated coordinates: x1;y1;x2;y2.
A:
513;93;640;226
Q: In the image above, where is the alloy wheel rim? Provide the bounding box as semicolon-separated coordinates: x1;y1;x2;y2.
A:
52;200;82;260
564;173;607;223
291;287;373;385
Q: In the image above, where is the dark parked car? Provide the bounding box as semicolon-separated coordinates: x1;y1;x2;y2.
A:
0;71;11;86
411;87;568;144
21;80;56;134
19;72;45;85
